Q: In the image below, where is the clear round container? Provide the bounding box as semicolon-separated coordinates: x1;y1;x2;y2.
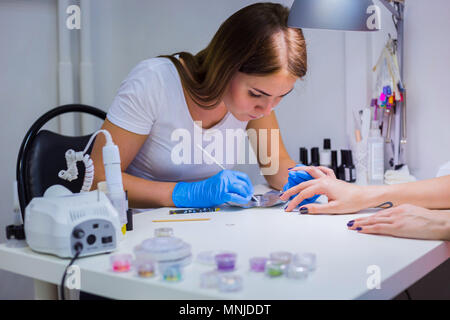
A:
134;237;191;266
286;263;309;280
293;252;316;271
154;227;173;237
200;271;220;289
196;251;219;266
218;274;243;292
269;251;292;264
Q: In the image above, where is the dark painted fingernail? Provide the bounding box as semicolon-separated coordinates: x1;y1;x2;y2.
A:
356;227;362;231
299;207;308;214
287;167;294;170
279;192;284;198
347;220;354;227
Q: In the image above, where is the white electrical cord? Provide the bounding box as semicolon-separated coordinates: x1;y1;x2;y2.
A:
58;129;127;228
58;129;113;193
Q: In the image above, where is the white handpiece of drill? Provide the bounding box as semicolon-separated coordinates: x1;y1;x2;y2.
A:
101;131;127;227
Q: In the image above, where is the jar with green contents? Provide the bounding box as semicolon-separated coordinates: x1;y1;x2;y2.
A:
265;259;284;278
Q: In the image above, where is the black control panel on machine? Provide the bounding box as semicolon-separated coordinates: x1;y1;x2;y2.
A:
71;219;116;257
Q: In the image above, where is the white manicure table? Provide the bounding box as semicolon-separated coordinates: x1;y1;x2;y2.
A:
0;185;448;300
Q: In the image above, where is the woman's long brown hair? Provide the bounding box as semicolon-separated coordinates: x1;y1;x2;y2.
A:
159;2;307;109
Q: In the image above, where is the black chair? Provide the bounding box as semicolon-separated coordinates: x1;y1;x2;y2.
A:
16;104;106;222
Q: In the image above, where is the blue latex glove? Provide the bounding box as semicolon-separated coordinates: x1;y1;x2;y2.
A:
172;170;254;208
282;164;320;206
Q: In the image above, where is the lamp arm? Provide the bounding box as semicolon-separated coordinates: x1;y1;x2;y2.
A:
378;0;404;77
379;0;402;20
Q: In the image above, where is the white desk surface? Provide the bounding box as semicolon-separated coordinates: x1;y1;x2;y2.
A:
1;193;449;300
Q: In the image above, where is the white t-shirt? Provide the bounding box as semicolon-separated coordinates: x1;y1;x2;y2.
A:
107;57;249;183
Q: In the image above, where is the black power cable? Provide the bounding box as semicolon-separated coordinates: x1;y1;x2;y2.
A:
405;289;412;300
60;243;83;300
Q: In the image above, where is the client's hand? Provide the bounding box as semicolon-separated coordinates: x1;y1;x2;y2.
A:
347;204;450;240
281;164;319;207
280;166;366;214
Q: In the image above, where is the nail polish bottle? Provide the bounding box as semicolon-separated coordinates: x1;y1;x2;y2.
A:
310;147;320;166
320;139;332;168
347;150;356;182
338;150;346;180
331;150;338;177
299;147;308;165
343;151;350;182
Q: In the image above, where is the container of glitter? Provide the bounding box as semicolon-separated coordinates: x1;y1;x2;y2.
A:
264;259;284;278
218;274;243;292
135;259;156;278
215;252;237;272
159;262;183;282
110;254;132;273
249;257;267;272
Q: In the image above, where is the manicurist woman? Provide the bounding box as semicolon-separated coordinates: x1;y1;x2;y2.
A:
91;3;315;209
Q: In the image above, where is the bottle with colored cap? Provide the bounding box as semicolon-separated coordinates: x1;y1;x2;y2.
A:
320;139;332;168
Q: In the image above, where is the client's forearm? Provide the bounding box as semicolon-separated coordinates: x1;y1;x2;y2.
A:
362;175;450;209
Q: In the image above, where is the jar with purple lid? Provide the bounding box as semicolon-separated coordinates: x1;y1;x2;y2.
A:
215;252;237;272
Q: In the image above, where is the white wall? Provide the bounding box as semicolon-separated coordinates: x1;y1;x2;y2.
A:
402;0;450;179
0;0;449;299
0;0;58;300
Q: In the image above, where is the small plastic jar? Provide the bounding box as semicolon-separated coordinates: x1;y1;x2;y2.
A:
215;252;237;272
196;251;218;266
249;257;268;272
264;259;284;278
218;274;243;292
200;271;220;289
135;259;156;278
293;252;316;272
286;263;309;280
154;227;174;237
110;254;133;273
269;251;292;264
159;262;183;282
